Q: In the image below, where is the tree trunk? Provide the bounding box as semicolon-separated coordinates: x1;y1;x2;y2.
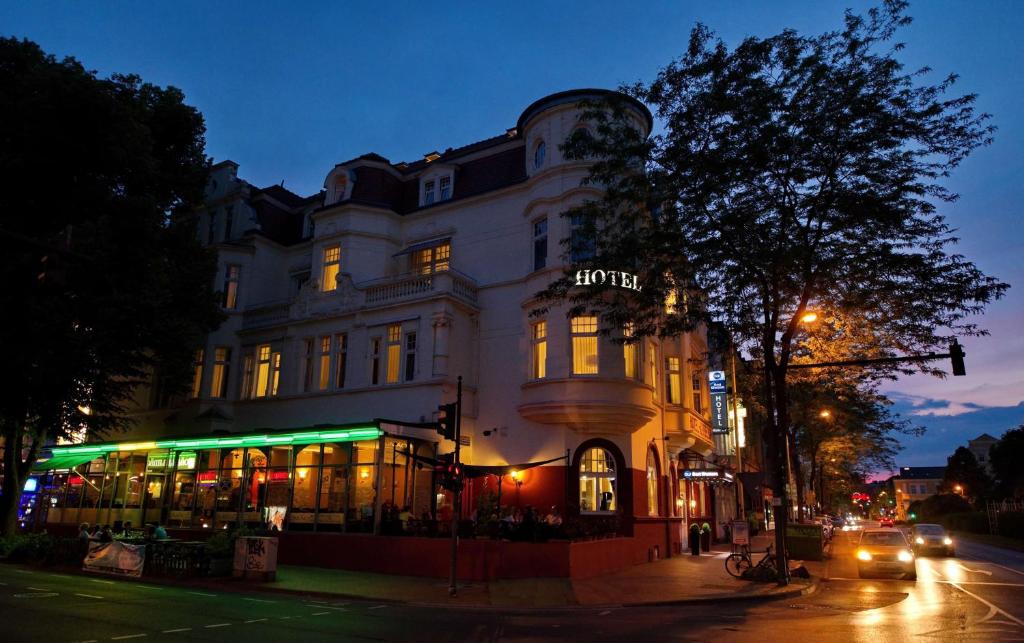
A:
771;363;793;584
791;432;805;521
1;426;24;536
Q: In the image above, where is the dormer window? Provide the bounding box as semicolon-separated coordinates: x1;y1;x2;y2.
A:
439;175;451;201
420;171;454;207
533;140;546;169
424;180;436;205
333;176;347;203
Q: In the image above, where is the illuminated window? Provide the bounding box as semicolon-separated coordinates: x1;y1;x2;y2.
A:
301;338;314;392
223;265;240;309
570;213;596;262
533;140;546;169
404;332;416;381
411;241;450;275
210;347;231;399
424;180;436;205
666;357;681;405
533;217;547;271
531;321;547;379
244;344;279;399
321;245;341;292
623;324;639;380
692;372;703;413
647;449;660;516
439;176;451;201
571;316;599;375
371;337;381;385
191;349;204;398
255;345;272;398
334;333;347;388
579;447;616;513
386;324;401;384
318;336;331;391
648;343;658;399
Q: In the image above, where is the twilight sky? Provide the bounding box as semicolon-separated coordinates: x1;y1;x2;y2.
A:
4;1;1021;472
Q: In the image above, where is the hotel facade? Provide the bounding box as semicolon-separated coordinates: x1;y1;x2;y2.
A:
29;90;751;578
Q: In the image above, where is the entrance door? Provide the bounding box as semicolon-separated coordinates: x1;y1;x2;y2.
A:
142;474;167;527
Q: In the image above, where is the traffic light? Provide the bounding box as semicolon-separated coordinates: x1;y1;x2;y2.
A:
950;340;966;376
439;461;464;491
436;402;457;440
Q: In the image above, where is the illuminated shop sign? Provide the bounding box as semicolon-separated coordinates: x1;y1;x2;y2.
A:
709;370;729;435
575;269;642;291
682;469;734;483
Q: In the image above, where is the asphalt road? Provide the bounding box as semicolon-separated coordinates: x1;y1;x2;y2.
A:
3;527;1024;642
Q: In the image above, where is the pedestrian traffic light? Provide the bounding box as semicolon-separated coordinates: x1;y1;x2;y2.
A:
439;462;464;491
950;340;966;376
436;402;457;440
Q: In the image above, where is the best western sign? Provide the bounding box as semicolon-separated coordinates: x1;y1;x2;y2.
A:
575;269;642;291
709;370;728;435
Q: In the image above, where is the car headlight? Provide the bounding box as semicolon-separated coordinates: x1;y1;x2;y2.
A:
915;537;925;545
898;550;914;562
943;537;953;546
857;549;872;561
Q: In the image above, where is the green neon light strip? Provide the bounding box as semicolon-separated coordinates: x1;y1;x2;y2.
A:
49;427;381;456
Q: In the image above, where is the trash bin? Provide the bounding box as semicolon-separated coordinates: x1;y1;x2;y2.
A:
233;536;279;581
785;523;824;561
689;523;701;556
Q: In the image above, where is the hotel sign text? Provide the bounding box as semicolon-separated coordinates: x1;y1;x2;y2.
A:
575;269;642;291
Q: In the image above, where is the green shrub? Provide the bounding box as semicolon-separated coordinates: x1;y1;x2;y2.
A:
1;533;55;563
996;512;1024;539
940;512;989;534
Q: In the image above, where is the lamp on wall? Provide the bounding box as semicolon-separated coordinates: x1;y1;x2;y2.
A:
510;470;524;489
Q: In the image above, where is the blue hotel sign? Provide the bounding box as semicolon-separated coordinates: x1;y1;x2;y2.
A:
709;371;729;434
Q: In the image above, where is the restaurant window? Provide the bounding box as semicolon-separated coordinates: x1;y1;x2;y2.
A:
334;333;348;388
533;217;547;271
571;316;599;375
292;445;322;528
666;356;682;405
411;241;450;275
371;337;381;385
439;175;451;201
319;443;350;531
223;264;240;309
404;332;416;381
265;447;292;531
318;336;331;390
321;244;341;292
623;324;639;380
646;448;660;516
351;440;379;530
692;372;703;413
570;213;596;262
191;349;204;398
531;321;547;379
210;347;231;398
386;324;401;384
241;448;268;515
579;447;616;513
124;456;145;509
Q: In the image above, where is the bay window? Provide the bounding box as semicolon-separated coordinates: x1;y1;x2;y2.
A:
571;316;599;375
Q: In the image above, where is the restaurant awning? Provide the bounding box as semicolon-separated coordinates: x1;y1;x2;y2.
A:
400;450;567;479
392;237;449;257
31;453;99;472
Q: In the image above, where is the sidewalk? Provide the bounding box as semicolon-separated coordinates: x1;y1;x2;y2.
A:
203;530;814;609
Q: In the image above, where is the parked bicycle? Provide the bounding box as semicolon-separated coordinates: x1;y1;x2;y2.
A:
725;544;777;579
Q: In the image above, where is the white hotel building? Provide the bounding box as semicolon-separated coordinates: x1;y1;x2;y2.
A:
34;90;731;578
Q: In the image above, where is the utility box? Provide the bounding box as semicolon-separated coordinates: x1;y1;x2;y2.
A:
233;536;278;581
786;523;824;561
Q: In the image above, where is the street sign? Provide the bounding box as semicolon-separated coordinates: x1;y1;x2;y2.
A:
731;520;749;545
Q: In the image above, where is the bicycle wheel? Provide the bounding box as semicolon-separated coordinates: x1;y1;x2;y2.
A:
725;553;751;578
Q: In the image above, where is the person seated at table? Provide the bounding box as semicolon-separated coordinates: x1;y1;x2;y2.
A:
98;525;113;543
152;522;168;539
78;522;91;543
119;521;133;538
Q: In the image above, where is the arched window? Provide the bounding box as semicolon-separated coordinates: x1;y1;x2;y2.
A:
579;447;616;513
533;140;546;169
646;448;660;516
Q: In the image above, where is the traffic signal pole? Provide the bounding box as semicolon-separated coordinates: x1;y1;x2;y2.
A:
448;375;463;597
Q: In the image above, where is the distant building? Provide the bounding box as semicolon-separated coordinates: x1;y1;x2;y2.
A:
893;466;946;520
967;433;998;475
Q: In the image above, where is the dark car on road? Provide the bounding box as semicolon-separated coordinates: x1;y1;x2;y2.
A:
911;523;955;557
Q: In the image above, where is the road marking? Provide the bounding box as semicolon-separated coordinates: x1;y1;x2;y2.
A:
957;563;993;576
319;606;347;611
598;610;612;616
14;569;34;574
368;605;387;610
161;628;191;634
75;593;105;599
90;579;115;585
111;635;147;640
311;611;330;616
27;586;51;591
49;573;72;579
204;623;231;628
331;602;349;607
280;616;292;620
241;597;276;603
948;581;1024;627
306;599;328;603
188;591;217;597
134;585;162;591
244;618;267;623
14;592;58;598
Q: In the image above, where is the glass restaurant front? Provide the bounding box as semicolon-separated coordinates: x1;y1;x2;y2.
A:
28;424;439;533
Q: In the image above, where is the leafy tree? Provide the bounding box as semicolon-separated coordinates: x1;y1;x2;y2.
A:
989;426;1024;498
537;1;1007;580
941;446;992;503
0;38;223;534
908;493;972;522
